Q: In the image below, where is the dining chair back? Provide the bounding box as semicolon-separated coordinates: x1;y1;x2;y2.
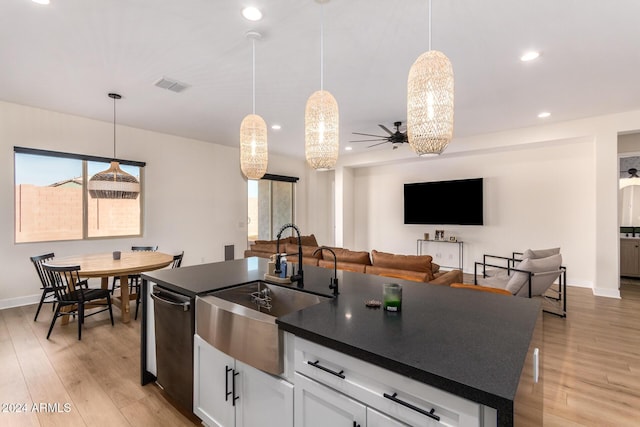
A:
131;245;159;252
134;250;184;320
111;245;159;294
30;253;57;321
171;251;184;269
42;264;114;340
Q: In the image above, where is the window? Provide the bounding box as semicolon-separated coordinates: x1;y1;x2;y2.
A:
247;174;298;242
14;147;145;243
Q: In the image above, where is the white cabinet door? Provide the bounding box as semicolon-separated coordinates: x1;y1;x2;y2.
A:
236;360;294;427
295;373;366;427
367;408;410;427
194;334;236;427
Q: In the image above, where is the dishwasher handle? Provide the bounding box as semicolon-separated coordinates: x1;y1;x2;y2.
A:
151;286;191;312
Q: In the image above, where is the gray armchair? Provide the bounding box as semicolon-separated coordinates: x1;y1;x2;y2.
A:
475;250;566;317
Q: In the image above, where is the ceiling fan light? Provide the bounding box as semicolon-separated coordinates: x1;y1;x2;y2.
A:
240;114;268;180
407;50;454;156
305;90;339;171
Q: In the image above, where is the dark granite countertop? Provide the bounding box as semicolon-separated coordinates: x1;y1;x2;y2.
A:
142;257;540;422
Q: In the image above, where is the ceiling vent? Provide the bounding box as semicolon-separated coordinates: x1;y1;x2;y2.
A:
153;76;190;93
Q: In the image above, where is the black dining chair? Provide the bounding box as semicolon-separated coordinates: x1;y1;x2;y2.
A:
42;264;114;340
134;251;183;320
30;253;57;321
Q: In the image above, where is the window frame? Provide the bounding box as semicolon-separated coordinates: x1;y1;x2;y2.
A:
14;146;146;243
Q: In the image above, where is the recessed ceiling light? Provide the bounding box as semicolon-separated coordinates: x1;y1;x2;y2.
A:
32;0;50;4
538;112;551;118
520;51;540;62
345;146;353;151
242;6;263;21
271;124;281;130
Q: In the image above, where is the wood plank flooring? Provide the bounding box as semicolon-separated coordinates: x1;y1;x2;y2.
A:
1;283;639;426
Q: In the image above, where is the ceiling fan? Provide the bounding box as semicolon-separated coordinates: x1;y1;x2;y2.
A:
350;121;408;149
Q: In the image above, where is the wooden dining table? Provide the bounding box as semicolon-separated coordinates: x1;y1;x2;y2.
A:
48;251;174;323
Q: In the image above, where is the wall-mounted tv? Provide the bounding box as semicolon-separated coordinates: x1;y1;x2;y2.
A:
404;178;484;225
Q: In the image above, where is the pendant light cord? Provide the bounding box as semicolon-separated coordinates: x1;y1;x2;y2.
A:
113;95;117;159
428;0;432;51
252;38;256;115
320;3;324;91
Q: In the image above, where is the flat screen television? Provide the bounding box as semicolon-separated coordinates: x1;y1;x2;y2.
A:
404;178;483;225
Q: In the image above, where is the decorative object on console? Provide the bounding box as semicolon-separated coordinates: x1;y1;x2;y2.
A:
305;0;339;170
449;236;457;242
239;31;268;180
424;232;430;240
88;93;141;199
407;0;454;156
435;229;444;240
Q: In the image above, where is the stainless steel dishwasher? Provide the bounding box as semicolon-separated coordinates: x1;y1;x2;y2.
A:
151;285;194;411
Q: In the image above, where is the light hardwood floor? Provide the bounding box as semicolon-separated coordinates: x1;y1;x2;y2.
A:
1;283;639;426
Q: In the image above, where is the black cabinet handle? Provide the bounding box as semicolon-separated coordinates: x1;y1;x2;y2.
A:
225;366;233;401
307;360;345;379
232;369;240;406
383;392;440;422
353;421;360;427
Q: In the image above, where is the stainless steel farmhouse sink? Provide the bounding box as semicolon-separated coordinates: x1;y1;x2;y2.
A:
196;281;330;375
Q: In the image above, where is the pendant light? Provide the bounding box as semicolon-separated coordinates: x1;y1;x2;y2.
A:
407;0;454;156
240;31;268;180
305;0;339;171
88;93;140;199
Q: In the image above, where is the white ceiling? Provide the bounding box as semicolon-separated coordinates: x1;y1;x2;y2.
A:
2;0;640;159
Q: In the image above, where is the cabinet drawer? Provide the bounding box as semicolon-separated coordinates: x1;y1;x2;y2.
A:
294;337;482;427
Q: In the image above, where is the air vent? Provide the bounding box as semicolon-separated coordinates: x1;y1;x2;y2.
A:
153;76;190;93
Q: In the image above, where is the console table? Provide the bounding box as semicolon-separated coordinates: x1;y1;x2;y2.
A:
416;239;464;270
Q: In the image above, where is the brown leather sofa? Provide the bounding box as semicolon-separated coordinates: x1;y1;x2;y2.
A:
366;250;462;286
244;237;462;286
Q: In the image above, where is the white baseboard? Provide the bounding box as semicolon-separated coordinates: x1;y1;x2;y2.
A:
567;281;592;289
593;287;621;299
566;280;621;299
0;294;40;311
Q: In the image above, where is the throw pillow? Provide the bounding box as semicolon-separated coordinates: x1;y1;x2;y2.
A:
299;234;319;247
321;248;371;265
371;250;433;273
506;254;562;296
522;247;560;260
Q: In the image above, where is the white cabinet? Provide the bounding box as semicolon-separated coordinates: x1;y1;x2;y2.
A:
295;372;366;427
294;337;489;427
236;360;293;427
194;334;293;427
367;407;411;427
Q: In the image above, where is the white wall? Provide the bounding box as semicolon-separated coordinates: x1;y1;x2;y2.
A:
350;137;595;288
0;101;309;308
331;109;640;298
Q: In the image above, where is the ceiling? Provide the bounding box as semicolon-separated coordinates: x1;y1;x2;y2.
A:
2;0;640;159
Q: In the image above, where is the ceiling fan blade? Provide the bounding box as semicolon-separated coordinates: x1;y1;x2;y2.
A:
379;124;393;135
349;139;386;142
352;132;387;138
367;141;389;148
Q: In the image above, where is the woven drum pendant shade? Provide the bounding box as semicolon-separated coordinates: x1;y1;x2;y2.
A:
240;113;268;179
305;89;339;170
88;161;140;199
407;50;454;156
88;93;140;199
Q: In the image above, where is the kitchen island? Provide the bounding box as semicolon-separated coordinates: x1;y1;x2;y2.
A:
141;257;542;426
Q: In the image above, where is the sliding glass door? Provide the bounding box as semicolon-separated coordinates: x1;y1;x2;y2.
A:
248;175;297;242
